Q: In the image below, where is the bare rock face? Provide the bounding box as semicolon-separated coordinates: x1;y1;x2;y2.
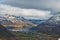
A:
0;24;17;40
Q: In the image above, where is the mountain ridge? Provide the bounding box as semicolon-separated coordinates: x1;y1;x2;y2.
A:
29;12;60;36
0;14;37;32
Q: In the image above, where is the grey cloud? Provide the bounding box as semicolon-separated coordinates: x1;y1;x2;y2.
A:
1;0;60;14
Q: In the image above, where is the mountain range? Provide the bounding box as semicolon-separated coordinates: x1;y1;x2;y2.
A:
0;14;37;32
29;12;60;36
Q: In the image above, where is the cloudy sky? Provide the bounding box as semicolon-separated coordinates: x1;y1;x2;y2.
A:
0;0;60;20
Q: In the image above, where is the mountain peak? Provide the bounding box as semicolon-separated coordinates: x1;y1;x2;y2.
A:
48;12;60;23
30;13;60;36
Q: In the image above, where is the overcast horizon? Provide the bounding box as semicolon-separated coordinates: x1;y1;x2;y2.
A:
0;0;60;20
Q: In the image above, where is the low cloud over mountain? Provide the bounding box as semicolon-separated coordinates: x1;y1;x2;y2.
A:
1;0;60;14
0;4;52;20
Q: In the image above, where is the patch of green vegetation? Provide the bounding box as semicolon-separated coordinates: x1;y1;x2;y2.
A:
11;32;59;40
12;32;38;40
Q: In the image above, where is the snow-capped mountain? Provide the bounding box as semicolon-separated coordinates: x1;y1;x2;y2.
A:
29;12;60;36
46;12;60;25
0;14;37;31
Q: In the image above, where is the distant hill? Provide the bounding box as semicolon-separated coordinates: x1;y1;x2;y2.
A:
28;19;45;25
